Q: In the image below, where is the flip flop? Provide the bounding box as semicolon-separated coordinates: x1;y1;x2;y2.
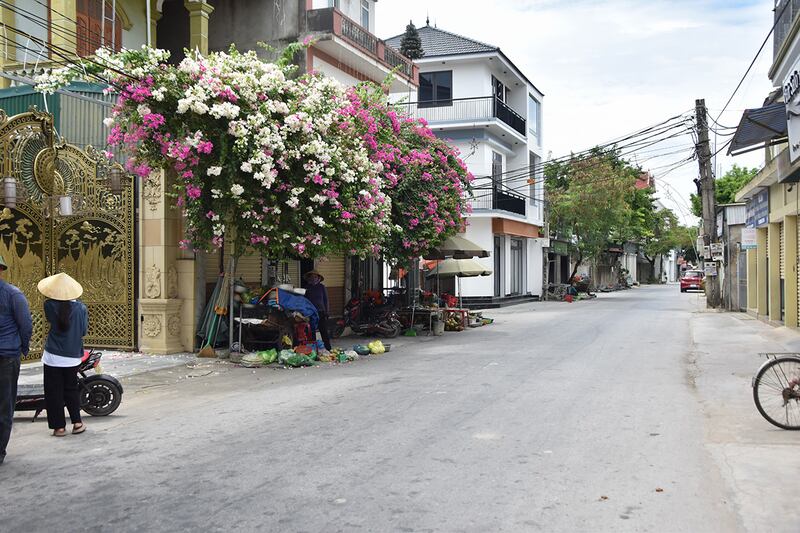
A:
72;423;86;435
52;429;66;437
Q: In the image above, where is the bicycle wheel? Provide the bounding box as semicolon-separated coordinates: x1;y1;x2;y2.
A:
753;356;800;430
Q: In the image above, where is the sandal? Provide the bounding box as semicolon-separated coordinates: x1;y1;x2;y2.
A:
52;428;66;437
72;423;86;435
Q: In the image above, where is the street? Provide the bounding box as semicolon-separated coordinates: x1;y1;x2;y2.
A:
2;286;797;532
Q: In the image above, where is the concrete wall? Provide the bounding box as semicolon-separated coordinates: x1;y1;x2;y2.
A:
208;0;304;58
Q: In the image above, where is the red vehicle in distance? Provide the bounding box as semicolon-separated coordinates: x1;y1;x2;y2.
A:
680;270;705;293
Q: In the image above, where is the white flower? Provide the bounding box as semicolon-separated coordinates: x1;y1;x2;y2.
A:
312;216;325;227
241;162;253;173
137;104;151;117
103;117;115;127
286;197;299;208
231;184;244;197
152;87;166;101
207;166;222;176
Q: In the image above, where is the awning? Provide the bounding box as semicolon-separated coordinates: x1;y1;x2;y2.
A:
728;103;788;156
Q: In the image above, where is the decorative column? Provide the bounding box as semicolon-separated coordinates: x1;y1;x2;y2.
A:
50;0;78;56
768;222;781;322
138;170;192;354
785;216;798;328
184;0;214;55
149;0;163;47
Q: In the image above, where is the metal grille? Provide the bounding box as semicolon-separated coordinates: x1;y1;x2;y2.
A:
0;109;136;361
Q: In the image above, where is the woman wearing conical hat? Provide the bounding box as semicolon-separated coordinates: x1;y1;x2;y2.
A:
37;273;89;437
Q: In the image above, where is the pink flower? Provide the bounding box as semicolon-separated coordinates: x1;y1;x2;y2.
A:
142;113;166;129
341;211;355;220
186;184;202;200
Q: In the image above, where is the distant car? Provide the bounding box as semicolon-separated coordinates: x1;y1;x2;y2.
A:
680;270;705;292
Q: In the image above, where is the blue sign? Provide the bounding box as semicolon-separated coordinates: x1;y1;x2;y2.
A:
746;189;769;228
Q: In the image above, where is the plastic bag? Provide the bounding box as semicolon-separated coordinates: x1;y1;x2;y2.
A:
278;349;297;364
258;349;278;364
283;354;314;368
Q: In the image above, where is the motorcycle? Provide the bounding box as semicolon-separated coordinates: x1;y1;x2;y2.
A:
15;349;124;421
332;296;402;338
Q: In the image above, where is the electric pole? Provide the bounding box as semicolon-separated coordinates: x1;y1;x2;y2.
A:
695;98;720;308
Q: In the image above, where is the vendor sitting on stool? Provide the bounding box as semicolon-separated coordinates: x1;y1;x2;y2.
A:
304;270;331;351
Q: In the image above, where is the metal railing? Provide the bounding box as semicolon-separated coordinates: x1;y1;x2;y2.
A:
775;0;800;59
340;15;378;55
470;184;527;216
306;8;418;85
394;96;527;136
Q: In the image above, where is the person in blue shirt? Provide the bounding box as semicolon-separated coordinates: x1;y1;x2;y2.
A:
0;254;32;465
37;272;89;437
304;270;331;351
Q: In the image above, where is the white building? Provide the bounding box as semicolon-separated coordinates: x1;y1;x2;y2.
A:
386;24;547;306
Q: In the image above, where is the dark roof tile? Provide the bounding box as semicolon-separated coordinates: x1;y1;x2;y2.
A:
385;25;498;58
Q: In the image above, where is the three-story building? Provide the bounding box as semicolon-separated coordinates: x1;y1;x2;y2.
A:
386;23;546;306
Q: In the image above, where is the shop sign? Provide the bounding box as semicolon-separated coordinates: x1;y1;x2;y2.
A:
745;189;769;228
741;228;757;250
783;54;800;163
703;245;711;259
704;263;718;276
710;243;724;261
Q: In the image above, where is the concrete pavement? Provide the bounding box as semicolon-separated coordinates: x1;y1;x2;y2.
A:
1;286;796;532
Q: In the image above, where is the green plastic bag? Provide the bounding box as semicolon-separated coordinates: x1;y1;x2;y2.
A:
283;354;314;368
258;349;278;364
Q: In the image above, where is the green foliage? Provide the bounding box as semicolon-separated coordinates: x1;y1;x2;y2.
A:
544;149;640;269
690;164;758;217
400;21;425;60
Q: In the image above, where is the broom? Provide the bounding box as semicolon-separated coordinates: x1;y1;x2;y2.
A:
198;270;231;358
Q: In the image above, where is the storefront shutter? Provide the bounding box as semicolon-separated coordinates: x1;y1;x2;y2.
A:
781;223;786;279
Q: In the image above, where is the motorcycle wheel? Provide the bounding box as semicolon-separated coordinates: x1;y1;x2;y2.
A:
382;320;401;338
81;379;122;416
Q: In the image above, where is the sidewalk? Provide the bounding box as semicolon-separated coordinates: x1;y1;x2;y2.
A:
18;351;199;386
689;306;800;533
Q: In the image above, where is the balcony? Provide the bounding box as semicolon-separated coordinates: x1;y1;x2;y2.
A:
306;8;418;87
774;0;800;60
470;184;527;216
394;96;527;138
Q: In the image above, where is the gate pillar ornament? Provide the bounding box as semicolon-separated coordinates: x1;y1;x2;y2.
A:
138;169;196;353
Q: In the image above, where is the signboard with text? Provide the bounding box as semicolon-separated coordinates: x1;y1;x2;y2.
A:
704;263;718;276
783;54;800;162
710;243;724;261
745;189;769;228
741;228;757;250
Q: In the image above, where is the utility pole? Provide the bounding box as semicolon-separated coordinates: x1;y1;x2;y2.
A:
696;98;721;308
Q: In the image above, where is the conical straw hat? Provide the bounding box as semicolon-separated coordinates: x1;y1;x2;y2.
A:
37;272;83;301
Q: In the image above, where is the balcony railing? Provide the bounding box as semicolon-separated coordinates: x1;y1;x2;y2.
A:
306;8;418;85
470;185;527;216
394;96;527;137
774;0;800;59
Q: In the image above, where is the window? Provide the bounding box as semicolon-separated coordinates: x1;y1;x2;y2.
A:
529;152;541;206
419;71;453;107
492;76;507;103
361;0;370;28
77;0;123;57
528;94;541;137
492;151;503;186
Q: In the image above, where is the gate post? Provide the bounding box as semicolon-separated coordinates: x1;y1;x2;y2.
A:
138;169;195;354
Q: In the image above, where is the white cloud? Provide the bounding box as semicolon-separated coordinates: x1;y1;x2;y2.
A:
377;0;774;222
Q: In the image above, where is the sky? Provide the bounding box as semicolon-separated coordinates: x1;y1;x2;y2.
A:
375;0;776;224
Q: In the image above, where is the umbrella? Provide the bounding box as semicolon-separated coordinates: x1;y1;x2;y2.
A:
425;258;492;308
423;235;490;260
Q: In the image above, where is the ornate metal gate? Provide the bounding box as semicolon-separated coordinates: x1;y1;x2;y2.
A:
0;109;136;361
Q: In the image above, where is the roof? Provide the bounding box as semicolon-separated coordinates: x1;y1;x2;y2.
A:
385;24;498;57
385;24;544;96
728;102;787;156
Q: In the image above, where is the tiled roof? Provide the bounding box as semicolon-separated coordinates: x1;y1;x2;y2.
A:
385;25;498;58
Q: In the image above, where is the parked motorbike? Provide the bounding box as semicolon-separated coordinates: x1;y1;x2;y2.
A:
332;296;402;338
15;349;124;421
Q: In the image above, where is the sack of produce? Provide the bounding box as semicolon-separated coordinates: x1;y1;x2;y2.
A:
353;344;371;356
258;349;278;364
368;340;385;354
283;354;314;368
241;352;265;368
278;349;297;364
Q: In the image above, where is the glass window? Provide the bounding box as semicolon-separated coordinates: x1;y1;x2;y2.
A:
529;152;541;206
361;0;370;28
418;71;453;107
528;94;540;137
492;151;503;186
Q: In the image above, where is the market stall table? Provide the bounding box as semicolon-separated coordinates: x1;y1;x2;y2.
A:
442;308;469;329
398;307;443;334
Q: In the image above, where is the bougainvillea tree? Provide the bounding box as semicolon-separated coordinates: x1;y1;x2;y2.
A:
339;83;473;262
36;45;390;260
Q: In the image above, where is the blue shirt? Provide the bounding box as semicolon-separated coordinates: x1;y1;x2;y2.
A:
0;279;32;358
43;299;88;358
304;283;329;314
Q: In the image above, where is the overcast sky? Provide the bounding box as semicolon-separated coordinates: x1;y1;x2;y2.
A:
375;0;775;223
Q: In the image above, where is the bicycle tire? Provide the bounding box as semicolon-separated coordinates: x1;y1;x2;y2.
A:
753;356;800;430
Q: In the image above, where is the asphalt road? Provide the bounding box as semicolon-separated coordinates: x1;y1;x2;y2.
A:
2;286;746;532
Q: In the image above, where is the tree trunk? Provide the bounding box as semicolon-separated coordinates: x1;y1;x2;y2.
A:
568;250;583;284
